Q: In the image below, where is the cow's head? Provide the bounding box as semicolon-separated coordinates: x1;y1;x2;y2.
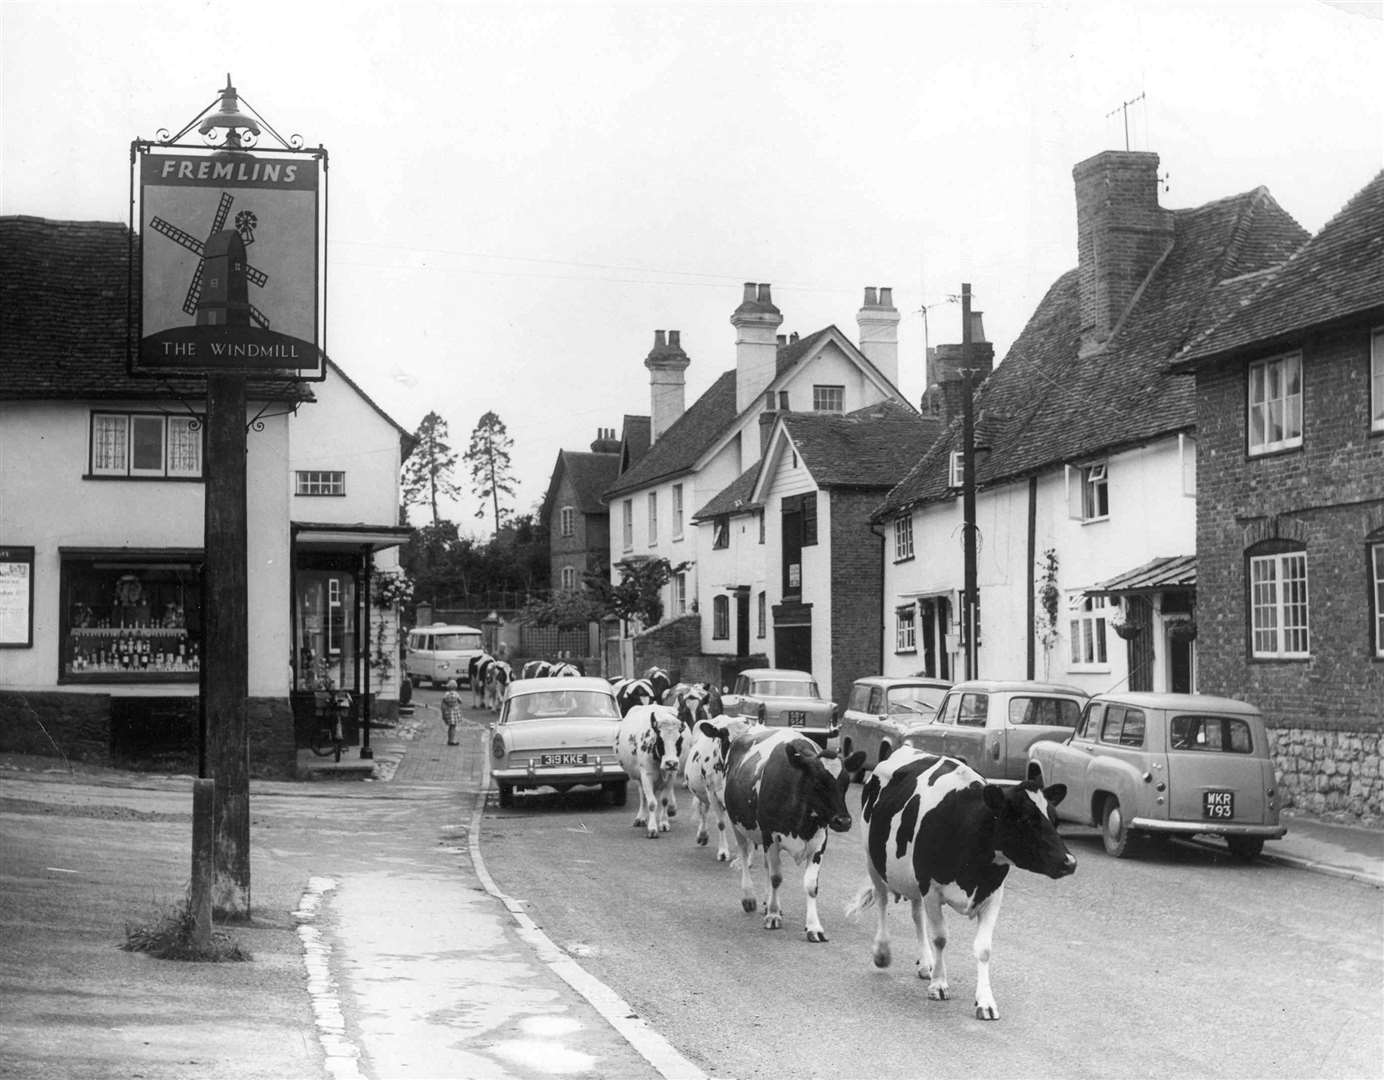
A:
784;741;867;833
983;781;1077;879
678;685;716;728
648;705;685;774
697;717;754;769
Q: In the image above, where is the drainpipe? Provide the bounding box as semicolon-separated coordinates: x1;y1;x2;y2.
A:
1026;475;1037;680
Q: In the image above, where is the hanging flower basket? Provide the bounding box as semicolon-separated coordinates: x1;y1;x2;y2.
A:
1166;617;1198;643
1114;621;1142;640
1108;598;1139;639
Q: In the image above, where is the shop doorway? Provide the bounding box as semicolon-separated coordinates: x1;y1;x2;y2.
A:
295;554;360;692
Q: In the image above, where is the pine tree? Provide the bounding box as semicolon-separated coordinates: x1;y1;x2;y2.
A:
463;411;516;537
401;411;461;527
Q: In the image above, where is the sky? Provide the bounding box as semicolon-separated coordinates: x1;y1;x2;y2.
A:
3;0;1382;536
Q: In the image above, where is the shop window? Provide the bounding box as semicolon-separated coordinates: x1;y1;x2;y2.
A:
295;470;345;496
297;557;358;691
90;412;202;479
60;553;202;682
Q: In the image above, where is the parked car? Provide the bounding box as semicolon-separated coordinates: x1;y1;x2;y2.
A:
839;676;951;776
721;667;838;747
1027;691;1286;860
905;679;1087;782
489;677;628;807
404;623;486;688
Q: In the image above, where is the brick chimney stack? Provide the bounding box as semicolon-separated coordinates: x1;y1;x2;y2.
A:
924;312;994;427
732;282;783;414
1073;150;1175;356
590;427;620;454
645;329;691;445
856;285;901;388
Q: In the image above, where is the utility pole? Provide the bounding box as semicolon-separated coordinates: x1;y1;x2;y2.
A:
960;283;979;681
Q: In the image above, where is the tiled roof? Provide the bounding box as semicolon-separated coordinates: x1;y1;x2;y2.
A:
1176;169;1384;364
783;400;940;489
691;465;759;521
556;449;621;514
605;370;738;498
0;215;310;403
875;187;1308;518
620;414;651;472
1089;554;1197;595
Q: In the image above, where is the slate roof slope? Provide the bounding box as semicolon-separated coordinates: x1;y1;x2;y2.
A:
1;216;310;403
1176;169;1384;364
692;465;760;521
604;326;843;501
783;400;939;489
620;414;651;472
876;187;1308;518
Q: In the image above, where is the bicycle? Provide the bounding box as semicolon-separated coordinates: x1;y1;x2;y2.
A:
309;691;352;762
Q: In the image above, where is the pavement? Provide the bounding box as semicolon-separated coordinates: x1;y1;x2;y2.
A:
1;696;1381;1079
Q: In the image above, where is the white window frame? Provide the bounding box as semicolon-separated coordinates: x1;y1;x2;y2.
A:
895;606;917;653
1082;462;1109;521
91;411;202;479
1068;595;1109;668
1250;550;1310;658
813;384;845;412
712;594;730;640
560;506;575;538
672;484;684;540
327;577;343;655
560;565;578;590
1371;541;1384;659
672;572;687;617
295;470;346;496
647;491;658;546
1247;351;1303;455
1371;328;1383;434
948;450;964;489
621;499;633;552
1179;433;1197;497
894;514;914;561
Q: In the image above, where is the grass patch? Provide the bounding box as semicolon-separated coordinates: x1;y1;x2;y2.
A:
123;897;251;962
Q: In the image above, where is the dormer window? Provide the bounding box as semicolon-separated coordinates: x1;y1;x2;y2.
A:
712;514;730;549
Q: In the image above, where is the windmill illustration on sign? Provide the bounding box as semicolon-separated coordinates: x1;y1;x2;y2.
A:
149;192;271;329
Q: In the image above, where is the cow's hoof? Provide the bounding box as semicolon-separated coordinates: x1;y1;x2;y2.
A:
696;834;708;846
805;929;828;943
658;822;670;832
927;984;949;1001
741;898;757;913
873;945;892;968
974;1002;1000;1021
763;914;783;930
715;851;729;863
667;806;677;818
646;831;660;839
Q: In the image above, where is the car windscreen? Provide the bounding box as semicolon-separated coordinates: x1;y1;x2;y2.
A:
506;690;618;721
1170;715;1255;753
752;680;818;698
1009;696;1082;727
888;686;947;714
432;632;483;651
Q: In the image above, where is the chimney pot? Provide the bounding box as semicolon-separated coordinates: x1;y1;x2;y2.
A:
742;282;756;303
668;329;680;348
790;331;799;344
879;286;893;307
654;329;666;350
970;312;987;343
777;334;787;346
864;286;878;306
757;283;772;304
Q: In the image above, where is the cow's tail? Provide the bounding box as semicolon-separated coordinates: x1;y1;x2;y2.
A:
843;882;877;920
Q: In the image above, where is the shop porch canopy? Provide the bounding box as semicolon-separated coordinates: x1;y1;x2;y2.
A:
291;522;412;550
1087;554;1197;597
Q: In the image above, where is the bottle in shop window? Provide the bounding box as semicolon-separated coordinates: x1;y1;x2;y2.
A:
140;639;150;669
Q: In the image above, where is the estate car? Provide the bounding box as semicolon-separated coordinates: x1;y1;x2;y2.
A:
839;676;951;776
904;679;1087;782
1027;691;1286;859
721;667;838;748
489;677;628;807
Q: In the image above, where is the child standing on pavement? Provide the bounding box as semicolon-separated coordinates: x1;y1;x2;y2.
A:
441;679;463;746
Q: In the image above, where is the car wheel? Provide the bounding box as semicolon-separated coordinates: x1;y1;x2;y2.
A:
605;780;628;807
1226;836;1264;861
497;783;513;808
1102;795;1134;858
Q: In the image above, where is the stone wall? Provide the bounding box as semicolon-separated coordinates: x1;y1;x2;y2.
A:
1270;726;1382;819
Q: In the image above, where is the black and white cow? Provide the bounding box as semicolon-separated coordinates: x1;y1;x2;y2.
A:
521;659;552;679
469;654;494;708
611;677;656;716
722;727;866;942
550;661;583;677
642;666;672;708
483;659;513;712
846;748;1077;1020
685;715;754;860
615;703;686;838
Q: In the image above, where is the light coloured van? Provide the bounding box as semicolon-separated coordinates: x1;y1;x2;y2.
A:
404;623;485;687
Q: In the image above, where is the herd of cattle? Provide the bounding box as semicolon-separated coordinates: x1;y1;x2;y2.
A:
459;656;1079;1020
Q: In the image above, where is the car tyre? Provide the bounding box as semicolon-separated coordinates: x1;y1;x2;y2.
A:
497;782;513;808
1102;794;1134;858
1226;836;1264;861
604;780;628;807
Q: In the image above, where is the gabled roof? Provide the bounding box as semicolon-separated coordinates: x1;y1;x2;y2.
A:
325;358;416;459
777;400;939;491
1175;169;1384;365
543;448;621;522
619;414;651;474
875;186;1308;519
604;324;902;501
0;215;310;403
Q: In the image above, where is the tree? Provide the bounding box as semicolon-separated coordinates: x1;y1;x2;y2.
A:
401;411;461;528
463;410;516;537
585;557;690;628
